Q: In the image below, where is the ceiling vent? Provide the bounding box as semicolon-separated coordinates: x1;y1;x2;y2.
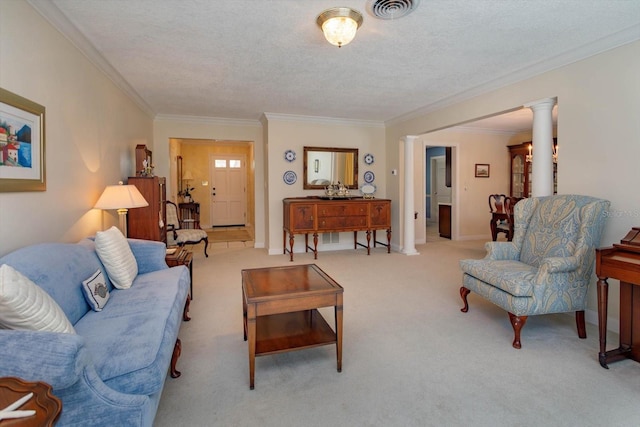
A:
367;0;420;20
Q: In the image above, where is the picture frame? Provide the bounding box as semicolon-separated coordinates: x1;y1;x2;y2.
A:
0;88;46;192
475;163;490;178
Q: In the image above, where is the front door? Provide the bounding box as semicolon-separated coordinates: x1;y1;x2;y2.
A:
209;154;246;226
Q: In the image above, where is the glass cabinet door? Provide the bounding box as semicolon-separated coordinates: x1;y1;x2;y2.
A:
511;154;524;198
527;162;532;197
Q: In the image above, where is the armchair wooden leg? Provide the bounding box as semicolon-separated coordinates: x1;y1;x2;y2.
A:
203;237;209;257
460;287;471;313
508;312;527;349
576;310;587;339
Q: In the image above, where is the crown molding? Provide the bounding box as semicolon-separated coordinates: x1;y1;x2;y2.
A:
447;126;518;136
154;114;261;127
27;0;155;118
262;113;384;128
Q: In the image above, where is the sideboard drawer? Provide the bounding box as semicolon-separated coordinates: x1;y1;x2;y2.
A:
318;216;367;230
318;204;367;217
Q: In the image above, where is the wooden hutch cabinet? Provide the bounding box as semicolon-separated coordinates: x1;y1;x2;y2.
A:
283;198;391;261
508;140;557;198
127;176;167;242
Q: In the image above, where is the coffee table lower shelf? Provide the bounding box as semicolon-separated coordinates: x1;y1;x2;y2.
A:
254;309;336;356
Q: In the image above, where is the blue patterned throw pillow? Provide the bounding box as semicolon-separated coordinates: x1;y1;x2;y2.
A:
81;269;110;312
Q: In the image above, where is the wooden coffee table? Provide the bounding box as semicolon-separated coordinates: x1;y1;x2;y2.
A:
242;264;344;389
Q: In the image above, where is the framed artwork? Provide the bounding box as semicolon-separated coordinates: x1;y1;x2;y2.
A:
475;163;490;178
0;88;46;192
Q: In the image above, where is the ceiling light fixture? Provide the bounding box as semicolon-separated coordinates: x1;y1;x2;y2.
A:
316;7;363;48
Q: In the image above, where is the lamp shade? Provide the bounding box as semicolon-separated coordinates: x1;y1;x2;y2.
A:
317;7;363;47
94;181;148;210
182;170;195;181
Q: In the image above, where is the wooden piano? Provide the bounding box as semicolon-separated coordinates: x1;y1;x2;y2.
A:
596;227;640;368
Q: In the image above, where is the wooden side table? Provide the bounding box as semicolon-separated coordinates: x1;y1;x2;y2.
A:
0;377;61;426
166;247;194;299
178;202;200;229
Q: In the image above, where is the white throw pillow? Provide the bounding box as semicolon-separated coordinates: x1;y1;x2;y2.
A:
81;269;110;311
0;264;75;334
94;226;138;289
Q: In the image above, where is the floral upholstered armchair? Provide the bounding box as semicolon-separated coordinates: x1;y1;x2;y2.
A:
459;194;609;348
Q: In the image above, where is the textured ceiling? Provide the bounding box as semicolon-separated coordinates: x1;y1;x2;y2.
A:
31;0;640;129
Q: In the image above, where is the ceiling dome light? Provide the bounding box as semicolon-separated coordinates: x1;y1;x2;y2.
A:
316;7;363;48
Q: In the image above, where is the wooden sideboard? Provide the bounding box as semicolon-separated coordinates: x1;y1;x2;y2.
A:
283;197;391;261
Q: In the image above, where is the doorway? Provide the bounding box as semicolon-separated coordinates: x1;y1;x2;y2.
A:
424;145;454;242
169;138;254;231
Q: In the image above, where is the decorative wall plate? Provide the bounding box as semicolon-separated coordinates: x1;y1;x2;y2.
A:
283;170;297;185
364;153;374;165
284;149;296;162
363;170;375;183
361;183;376;198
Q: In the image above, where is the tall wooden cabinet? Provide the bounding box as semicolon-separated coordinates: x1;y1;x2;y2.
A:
508;140;557;198
127;176;167;242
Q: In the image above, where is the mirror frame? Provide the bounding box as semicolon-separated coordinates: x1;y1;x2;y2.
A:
303;146;359;190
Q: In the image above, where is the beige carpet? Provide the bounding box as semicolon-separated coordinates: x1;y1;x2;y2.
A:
155;239;640;427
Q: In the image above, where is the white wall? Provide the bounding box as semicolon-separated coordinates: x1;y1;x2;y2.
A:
386;40;640;325
263;115;385;255
0;1;153;256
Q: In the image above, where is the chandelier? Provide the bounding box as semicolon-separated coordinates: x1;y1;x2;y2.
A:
526;143;558;163
316;7;363;48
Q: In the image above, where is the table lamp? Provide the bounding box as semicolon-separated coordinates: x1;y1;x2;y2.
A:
95;181;148;237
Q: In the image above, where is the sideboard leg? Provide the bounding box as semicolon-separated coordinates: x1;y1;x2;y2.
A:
386;228;392;253
313;233;319;259
288;233;295;261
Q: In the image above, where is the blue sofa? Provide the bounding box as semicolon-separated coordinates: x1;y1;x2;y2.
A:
0;238;190;426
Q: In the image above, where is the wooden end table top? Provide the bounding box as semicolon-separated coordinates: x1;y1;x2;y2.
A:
0;377;61;426
241;264;343;389
242;264;343;303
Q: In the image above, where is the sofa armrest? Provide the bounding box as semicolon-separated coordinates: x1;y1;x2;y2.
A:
0;330;86;389
484;241;519;261
127;238;169;274
0;330;150;425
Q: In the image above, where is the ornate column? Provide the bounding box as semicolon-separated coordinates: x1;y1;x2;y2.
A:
525;98;556;197
402;136;419;255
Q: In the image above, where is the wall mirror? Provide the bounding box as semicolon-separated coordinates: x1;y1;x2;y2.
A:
303;146;359;189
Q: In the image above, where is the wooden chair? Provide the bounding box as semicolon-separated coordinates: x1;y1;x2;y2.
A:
165;201;208;257
489;194;515;241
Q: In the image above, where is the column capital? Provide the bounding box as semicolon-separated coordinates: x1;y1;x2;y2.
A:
403;135;420;143
524;97;556;110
